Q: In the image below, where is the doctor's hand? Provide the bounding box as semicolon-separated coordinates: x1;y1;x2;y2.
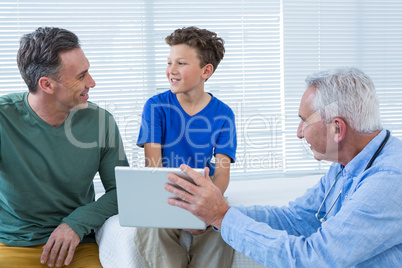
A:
41;222;80;267
165;164;230;230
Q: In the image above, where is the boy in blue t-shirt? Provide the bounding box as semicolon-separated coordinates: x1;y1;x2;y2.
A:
135;26;237;268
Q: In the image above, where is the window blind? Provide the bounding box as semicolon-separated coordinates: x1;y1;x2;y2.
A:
0;0;283;180
1;0;401;181
283;0;402;173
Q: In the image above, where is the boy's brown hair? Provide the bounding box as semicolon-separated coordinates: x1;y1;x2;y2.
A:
165;26;225;74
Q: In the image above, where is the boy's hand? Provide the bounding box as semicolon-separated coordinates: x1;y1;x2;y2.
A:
183;228;208;235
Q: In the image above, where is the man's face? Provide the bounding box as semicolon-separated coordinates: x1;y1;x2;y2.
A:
53;48;96;111
297;86;338;162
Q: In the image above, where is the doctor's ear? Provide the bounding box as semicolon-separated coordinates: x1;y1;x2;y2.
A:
333;118;346;143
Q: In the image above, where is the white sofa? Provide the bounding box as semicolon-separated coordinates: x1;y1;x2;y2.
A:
95;175;321;268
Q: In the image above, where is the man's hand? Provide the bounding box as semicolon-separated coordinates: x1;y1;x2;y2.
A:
41;223;80;267
165;164;230;230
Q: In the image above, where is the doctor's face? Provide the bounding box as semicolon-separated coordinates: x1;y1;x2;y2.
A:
297;86;336;162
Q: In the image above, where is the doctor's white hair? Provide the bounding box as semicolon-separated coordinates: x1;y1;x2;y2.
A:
305;67;382;134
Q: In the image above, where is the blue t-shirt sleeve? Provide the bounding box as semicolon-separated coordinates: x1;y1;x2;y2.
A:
214;109;237;162
137;98;163;147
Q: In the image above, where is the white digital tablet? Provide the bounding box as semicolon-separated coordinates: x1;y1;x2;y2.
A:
115;166;207;229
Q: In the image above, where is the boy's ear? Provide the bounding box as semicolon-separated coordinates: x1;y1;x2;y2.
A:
38;77;56;94
202;64;214;80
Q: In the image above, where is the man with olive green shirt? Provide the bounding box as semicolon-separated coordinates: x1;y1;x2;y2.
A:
0;27;128;268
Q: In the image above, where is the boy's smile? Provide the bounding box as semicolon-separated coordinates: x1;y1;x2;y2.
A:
170;78;180;85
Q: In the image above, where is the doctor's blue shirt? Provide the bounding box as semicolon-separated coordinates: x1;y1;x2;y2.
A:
221;129;402;267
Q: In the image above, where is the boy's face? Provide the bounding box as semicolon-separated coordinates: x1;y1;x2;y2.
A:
166;44;209;95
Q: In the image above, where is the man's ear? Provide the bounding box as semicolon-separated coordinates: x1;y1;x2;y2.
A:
333;118;346;143
38;77;56;94
201;64;214;80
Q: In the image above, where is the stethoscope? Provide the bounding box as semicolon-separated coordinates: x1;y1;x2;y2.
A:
315;129;391;223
